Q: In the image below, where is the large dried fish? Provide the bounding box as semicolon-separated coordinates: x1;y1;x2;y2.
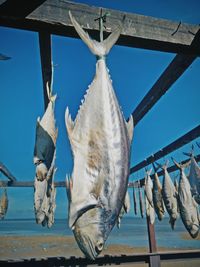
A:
152;164;165;221
65;12;133;259
0;189;8;219
145;194;155;224
173;159;199;238
160;161;179;229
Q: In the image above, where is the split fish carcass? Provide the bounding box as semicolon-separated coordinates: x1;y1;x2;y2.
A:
33;83;58;227
152;164;165;221
65;11;134;259
132;185;137;215
160;162;179;229
173;159;199;238
0;188;8;219
144;169;153;207
138;181;144;218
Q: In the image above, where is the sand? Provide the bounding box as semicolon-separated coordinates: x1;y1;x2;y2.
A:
0;235;200;267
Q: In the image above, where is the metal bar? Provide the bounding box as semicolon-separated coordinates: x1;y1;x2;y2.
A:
38;31;52;110
130;125;200;174
0;0;200;55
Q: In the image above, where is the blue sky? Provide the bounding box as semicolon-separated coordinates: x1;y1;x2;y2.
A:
0;0;200;219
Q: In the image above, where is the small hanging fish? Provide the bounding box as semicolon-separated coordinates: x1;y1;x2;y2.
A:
158;161;179;229
65;11;133;259
145;193;155;225
138;181;144;218
152;163;165;221
117;190;131;228
144;169;153;207
173;158;199;238
183;150;200;204
132;184;137;215
0;189;8;220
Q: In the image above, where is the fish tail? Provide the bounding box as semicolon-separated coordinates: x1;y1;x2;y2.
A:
69;11;123;57
172;157;191;170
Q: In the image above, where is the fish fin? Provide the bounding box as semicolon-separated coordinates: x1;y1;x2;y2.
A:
152;162;159;172
126;115;134;143
169;217;176;230
65;106;74;137
69;196;98;228
69;11;122;57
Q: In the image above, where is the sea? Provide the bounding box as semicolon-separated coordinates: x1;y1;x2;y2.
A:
0;217;200;250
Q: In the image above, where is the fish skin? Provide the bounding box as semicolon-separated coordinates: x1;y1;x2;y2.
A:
152;171;165;221
0;189;8;220
144;169;153;207
174;160;199;238
65;12;133;259
161;162;179;229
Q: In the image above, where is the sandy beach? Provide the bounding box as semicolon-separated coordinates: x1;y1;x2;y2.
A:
0;235;200;267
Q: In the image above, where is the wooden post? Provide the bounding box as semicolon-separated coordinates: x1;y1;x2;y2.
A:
146;217;161;267
38;31;52;110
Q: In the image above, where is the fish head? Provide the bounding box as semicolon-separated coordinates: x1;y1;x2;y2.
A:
36;163;48;181
189;223;199;238
72;207;106;259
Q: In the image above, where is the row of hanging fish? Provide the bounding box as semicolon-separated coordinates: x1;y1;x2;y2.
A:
0;188;8;219
65;11;133;259
131;151;200;239
33;80;58;228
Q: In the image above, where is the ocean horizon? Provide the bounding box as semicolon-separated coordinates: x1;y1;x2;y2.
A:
0;216;200;250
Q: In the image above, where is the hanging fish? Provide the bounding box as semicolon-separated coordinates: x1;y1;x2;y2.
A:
145;193;155;225
117;190;131;228
152;163;165;221
65;11;134;259
33;82;58;181
158;161;179;229
144;169;153;207
132;184;137;215
173;159;199;238
0;189;8;220
183;150;200;204
138;181;144;218
33;79;58;226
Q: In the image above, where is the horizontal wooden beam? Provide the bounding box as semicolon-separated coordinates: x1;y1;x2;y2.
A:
38;31;52;110
0;180;65;187
130;125;200;174
0;0;200;55
0;250;200;266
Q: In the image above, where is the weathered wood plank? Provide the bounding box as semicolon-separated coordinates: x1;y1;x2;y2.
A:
0;0;200;55
130;125;200;174
0;181;65;187
38;31;52;110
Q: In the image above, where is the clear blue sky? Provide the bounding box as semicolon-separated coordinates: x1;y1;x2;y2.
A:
0;0;200;218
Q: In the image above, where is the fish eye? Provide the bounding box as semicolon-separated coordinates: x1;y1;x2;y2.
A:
95;241;103;253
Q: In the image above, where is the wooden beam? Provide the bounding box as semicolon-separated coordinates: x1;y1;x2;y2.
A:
130;125;200;174
0;0;200;55
0;180;65;187
0;162;16;182
129;154;200;187
132;54;196;125
38;31;52;110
